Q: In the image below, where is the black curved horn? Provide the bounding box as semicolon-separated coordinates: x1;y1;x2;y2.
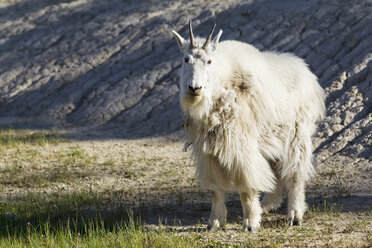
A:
189;20;196;49
202;22;216;50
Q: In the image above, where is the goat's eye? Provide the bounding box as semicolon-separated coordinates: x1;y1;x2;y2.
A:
184;57;189;63
207;60;212;64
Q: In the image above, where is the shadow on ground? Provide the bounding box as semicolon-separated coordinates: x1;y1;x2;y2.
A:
1;186;371;238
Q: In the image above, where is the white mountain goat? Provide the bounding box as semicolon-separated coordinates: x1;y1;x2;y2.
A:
172;21;325;232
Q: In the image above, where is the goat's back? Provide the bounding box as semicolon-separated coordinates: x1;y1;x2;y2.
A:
214;40;325;125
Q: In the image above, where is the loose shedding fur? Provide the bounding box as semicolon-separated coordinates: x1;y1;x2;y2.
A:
172;21;326;231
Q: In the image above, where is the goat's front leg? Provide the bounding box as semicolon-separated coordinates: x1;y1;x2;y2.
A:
208;189;227;231
239;190;262;232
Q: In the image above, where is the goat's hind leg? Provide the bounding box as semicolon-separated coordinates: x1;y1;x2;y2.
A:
262;178;284;213
286;174;307;226
208;189;227;231
285;123;314;226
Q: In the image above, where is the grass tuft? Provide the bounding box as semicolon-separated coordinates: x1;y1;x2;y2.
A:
308;200;342;215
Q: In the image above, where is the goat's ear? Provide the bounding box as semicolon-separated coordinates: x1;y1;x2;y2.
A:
172;30;186;52
212;29;223;45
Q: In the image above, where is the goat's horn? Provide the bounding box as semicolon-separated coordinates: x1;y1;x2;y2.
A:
202;23;216;50
189;20;196;49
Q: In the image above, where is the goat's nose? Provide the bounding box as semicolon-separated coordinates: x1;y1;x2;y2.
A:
188;85;202;92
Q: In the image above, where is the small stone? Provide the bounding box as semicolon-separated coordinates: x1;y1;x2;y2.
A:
4;212;15;219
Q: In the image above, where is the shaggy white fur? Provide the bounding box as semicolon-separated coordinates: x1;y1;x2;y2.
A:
172;21;325;231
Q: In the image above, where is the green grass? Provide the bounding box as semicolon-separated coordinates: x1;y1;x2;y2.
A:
0;128;62;148
308;200;342;215
1;214;199;248
0;188;200;248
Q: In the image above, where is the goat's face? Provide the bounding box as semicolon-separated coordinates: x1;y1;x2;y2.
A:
172;21;223;118
180;48;213;99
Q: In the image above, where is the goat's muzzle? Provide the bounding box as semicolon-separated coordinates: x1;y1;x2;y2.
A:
187;85;202;96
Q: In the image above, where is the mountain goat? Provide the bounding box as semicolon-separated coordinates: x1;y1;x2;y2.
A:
172;21;325;232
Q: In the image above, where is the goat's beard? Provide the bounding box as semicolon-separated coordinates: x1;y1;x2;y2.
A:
180;93;211;121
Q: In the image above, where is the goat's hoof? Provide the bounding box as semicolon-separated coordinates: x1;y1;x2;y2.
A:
289;218;302;226
289;218;293;226
207;225;219;232
244;226;258;233
293;218;302;226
